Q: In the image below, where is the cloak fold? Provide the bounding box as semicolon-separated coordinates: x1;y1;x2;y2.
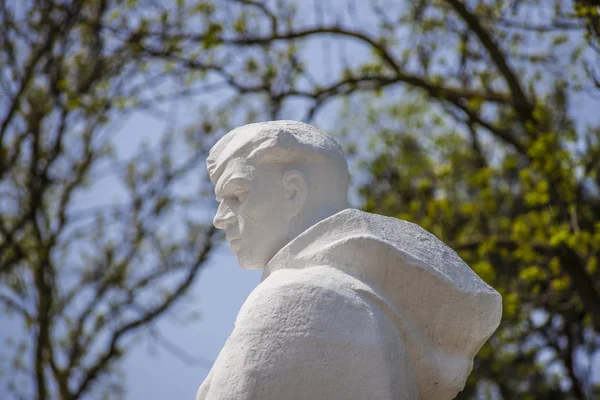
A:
198;209;502;400
263;209;502;399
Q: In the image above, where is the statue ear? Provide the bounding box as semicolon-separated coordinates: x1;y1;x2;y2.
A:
282;170;307;217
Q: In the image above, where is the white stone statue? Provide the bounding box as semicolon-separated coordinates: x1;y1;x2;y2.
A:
196;120;502;400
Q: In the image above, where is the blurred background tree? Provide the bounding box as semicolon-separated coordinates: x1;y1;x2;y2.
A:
1;0;599;399
0;1;223;398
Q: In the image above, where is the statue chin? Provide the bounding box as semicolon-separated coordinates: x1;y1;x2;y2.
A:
236;259;264;271
235;252;267;271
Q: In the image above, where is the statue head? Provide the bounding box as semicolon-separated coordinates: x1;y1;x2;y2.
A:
207;120;349;270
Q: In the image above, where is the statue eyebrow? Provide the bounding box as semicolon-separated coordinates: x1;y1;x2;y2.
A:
215;177;249;200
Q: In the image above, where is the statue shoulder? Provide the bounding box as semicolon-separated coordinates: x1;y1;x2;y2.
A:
234;266;378;334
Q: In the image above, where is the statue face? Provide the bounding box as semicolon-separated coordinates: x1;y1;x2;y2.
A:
213;158;295;270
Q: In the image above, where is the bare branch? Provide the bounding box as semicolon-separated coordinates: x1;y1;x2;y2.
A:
445;0;534;123
72;227;215;398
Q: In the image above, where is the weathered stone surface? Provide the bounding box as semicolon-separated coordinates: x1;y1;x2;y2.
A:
197;120;502;400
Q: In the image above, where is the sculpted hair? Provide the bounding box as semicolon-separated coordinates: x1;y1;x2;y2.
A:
207;121;349;202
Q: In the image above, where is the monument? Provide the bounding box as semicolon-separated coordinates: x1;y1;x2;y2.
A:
196;120;502;400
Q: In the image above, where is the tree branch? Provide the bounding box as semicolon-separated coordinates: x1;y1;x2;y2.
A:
445;0;534;123
71;227;215;399
0;292;33;321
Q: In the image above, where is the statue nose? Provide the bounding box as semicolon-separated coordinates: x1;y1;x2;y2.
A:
213;201;236;229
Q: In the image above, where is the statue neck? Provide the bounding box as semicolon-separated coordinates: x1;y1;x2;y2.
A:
286;200;348;245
